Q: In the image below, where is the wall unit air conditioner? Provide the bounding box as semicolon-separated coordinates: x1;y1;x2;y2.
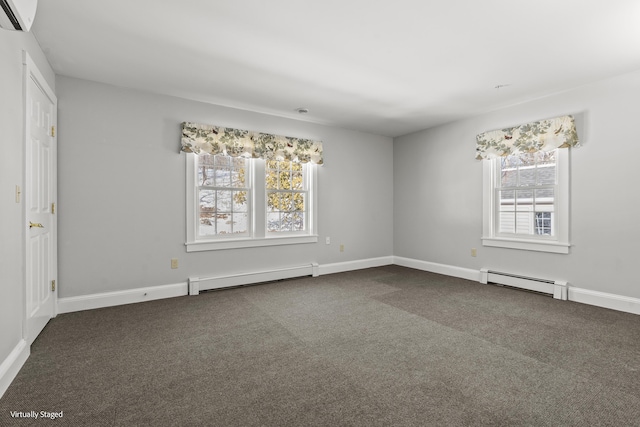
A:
0;0;37;32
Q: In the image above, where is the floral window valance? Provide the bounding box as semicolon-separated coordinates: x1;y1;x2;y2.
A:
475;115;579;160
180;122;324;165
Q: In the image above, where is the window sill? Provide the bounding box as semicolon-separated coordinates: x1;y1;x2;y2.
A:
186;235;318;252
482;237;570;254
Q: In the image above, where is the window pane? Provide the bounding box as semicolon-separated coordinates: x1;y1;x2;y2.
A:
215;167;230;187
515;212;533;234
536;150;556;165
518;166;536;187
534;212;552;236
279;171;292;189
499;190;515;208
267;192;280;212
534;188;554;206
199;189;216;235
198;154;215;186
293;193;305;212
291;172;304;190
266;167;279;189
215;214;232;234
231;157;245;169
212;155;230;187
292;212;305;231
267;212;280;232
499;211;515;233
233;191;248;212
501;169;517;187
279;213;293;232
537;164;556;185
198;167;214;186
518;152;535;166
231;168;246;187
199;222;216;236
515;190;533;211
281;193;293;212
501;156;519;170
215;155;230;168
198;153;215;168
217;190;232;213
232;213;249;234
266;174;278;190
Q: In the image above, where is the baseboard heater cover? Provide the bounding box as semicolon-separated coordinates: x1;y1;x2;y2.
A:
189;263;319;295
480;268;568;300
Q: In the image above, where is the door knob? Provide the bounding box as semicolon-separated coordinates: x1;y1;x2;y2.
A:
29;221;44;229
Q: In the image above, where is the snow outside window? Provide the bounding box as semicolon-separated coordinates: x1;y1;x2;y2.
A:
186;153;317;252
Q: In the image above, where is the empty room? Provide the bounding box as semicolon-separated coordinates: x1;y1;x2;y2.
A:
1;1;640;425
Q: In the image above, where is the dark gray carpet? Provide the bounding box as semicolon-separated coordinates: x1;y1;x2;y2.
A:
1;265;639;426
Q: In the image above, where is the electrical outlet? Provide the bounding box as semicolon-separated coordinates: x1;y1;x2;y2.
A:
340;244;344;252
471;248;477;257
171;258;179;269
326;237;331;245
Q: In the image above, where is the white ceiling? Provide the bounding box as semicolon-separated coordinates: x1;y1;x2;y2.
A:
32;0;640;137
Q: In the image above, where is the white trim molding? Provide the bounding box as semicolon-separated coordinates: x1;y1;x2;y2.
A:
0;340;29;399
189;263;319;294
569;288;640;316
393;257;480;282
317;257;394;276
186;235;318;252
57;282;188;314
53;259;640;318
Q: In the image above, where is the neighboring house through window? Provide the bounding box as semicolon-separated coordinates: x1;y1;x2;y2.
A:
482;148;570;253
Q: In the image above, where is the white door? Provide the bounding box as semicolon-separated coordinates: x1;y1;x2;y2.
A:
24;53;57;345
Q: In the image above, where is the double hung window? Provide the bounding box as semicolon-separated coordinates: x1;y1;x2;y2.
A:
186;154;317;251
483;148;570;253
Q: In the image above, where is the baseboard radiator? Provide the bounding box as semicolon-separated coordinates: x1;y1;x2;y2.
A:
480;268;568;300
188;263;319;295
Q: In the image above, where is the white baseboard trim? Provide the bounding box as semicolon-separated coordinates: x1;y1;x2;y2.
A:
569;287;640;316
393;256;480;282
56;257;395;313
189;263;319;294
57;282;189;314
0;339;29;399
53;260;640;318
318;256;394;276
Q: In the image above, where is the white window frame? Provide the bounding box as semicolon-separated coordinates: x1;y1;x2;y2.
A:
482;149;570;254
185;153;318;252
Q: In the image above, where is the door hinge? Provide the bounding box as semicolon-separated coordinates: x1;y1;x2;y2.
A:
51;126;55;137
51;202;56;214
51;280;56;292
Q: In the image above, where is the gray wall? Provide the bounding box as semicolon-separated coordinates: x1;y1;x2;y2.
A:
0;30;55;364
394;69;640;299
56;76;394;298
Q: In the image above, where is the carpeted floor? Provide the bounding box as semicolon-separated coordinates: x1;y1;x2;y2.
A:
1;265;639;426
